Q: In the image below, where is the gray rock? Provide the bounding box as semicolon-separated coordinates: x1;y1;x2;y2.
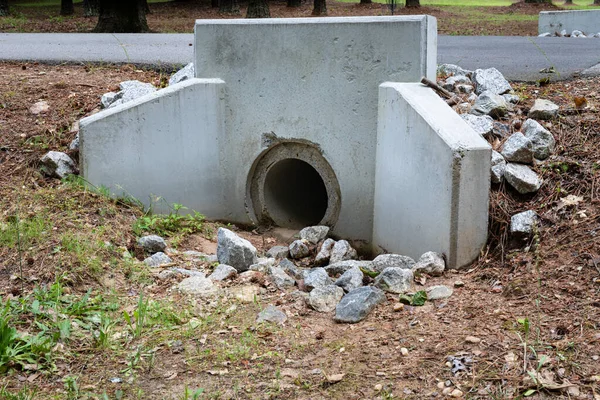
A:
460;114;494;137
501;132;534;164
304;267;332;291
412;251;445;277
473;67;512;95
593;33;600;38
266;245;289;259
456;84;474;94
528;99;559;120
216;228;257;272
437;64;472;78
372;254;416;272
490;150;507;184
289;240;310;259
169;62;194;86
443;75;472;91
249;257;276;272
374;267;414;294
268;266;296;289
230;284;261;303
100;91;122;109
334;266;364;292
559;29;567;37
314;238;336;266
158;269;176;280
329;240;357;264
257;305;287;324
279;258;302;280
69;133;79;151
504;163;542;194
325;260;375;276
299;225;329;244
182;250;209;262
39;151;76;179
308;285;345;312
143;252;172;267
170;268;205;277
209;264;238;281
107;81;156;109
493;121;511;138
177;276;219;297
471;91;508;118
334;286;386;323
426;285;453;300
522;119;555;160
138;235;167;253
503;94;520;104
510;210;539;241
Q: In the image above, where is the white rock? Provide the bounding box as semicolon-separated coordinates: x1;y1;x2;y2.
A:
314;238;335;265
374;267;414;294
299;225;329;244
437;64;473;78
268;266;296;289
334;266;364;292
39;151;76;179
522;118;555;160
528;99;559;120
29;100;50;114
266;245;289;259
473;67;512;95
426;285;453;300
289;239;310;259
504;163;542;194
308;285;344;313
412;251;445;276
510;210;539;241
100;92;121;109
143;252;172;267
460;114;494;137
169;62;195;86
303;267;332;291
325;260;375;276
177;276;219;297
501;132;534;164
490;150;507;184
373;254;415;272
538;32;552;37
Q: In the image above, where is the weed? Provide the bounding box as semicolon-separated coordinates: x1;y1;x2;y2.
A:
180;386;204;400
123;292;149;339
0;385;37;400
0;214;52;249
133;202;205;238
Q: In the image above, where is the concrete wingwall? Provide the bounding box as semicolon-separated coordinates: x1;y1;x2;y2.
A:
194;16;437;242
79;78;229;219
539;10;600;35
373;83;491;269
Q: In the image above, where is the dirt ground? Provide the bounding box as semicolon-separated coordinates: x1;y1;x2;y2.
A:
0;0;561;36
0;62;600;399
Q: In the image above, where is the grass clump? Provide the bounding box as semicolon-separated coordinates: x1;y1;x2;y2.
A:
133;202;205;238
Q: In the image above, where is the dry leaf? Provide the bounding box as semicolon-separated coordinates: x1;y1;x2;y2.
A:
325;373;345;383
505;352;518;370
574;96;587;109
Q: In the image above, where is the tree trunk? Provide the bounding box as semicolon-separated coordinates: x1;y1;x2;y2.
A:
287;0;301;7
61;0;75;15
212;0;219;7
144;0;151;14
0;0;9;16
246;0;270;17
219;0;239;13
405;0;420;7
595;0;600;5
360;0;372;4
83;0;100;16
93;0;149;33
312;0;326;15
524;0;551;3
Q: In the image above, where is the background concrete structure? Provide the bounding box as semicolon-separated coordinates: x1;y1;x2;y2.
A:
374;83;491;269
539;10;600;35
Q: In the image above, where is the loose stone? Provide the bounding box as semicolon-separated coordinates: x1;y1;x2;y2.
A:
268;266;296;289
289;239;310;259
334;286;386;324
372;254;416;272
39;151;77;179
490;150;507;184
334;266;364;292
528;99;559;120
256;305;287;324
325;260;375;276
308;285;345;313
177;276;219;298
426;285;453;300
138;235;167;253
304;267;332;291
412;251;445;277
209;264;238;281
501;132;534;164
374;267;414;294
504;163;542;194
471;91;508;118
299;225;330;244
460;114;494;137
266;245;289;259
279;258;302;280
472;67;512;95
329;240;357;264
510;210;539;242
522;118;555;160
169;62;195;86
217;228;258;272
314;238;336;266
143;252;172;267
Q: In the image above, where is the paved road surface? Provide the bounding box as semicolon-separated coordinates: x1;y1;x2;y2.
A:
1;33;599;81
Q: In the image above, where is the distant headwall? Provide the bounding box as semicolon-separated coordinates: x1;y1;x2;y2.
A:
539;10;600;35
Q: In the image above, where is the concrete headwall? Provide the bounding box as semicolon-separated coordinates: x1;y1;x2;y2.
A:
539;10;600;35
80;79;228;218
194;16;437;241
373;83;491;269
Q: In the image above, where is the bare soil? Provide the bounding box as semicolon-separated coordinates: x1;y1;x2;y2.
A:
0;0;561;36
0;62;600;399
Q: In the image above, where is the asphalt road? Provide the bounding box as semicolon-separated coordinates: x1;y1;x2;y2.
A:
1;33;599;81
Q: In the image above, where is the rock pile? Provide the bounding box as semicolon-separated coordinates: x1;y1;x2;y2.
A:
437;64;559;195
539;30;600;38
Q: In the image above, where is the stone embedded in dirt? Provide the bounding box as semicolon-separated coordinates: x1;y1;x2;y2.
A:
29;100;50;115
490;150;507;184
329;240;357;264
249;257;276;272
437;64;473;78
412;251;445;277
182;250;211;261
374;267;414;294
100;92;121;109
522;118;555;160
372;254;416;272
510;210;539;242
426;285;453;300
289;239;310;259
504;163;542;194
138;234;167;253
325;260;375;276
209;264;238;281
256;305;287;324
460;114;494;137
471;91;509;118
169;62;195;86
177;275;219;297
170;267;205;277
39;151;77;179
308;285;345;313
268;266;296;289
299;225;330;244
304;267;332;291
501;132;534;164
334;266;364;292
503;94;520;104
334;286;386;324
217;228;257;272
69;133;79;151
118;80;157;104
279;258;302;280
266;245;289;259
229;284;261;303
465;336;481;344
472;67;512;95
528;99;559;120
443;75;472;92
143;252;172;267
315;238;336;266
493;121;511;138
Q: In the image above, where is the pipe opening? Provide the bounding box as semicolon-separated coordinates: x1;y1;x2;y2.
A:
263;159;328;228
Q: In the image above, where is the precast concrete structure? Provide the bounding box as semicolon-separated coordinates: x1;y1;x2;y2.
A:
80;16;491;269
539;10;600;35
